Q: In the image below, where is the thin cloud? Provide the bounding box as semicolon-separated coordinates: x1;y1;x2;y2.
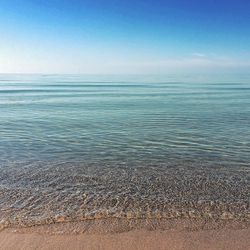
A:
191;53;206;58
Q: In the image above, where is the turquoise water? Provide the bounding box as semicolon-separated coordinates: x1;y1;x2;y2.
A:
1;74;250;166
0;74;249;227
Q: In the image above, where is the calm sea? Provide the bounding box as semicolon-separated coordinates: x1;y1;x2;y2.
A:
0;74;249;227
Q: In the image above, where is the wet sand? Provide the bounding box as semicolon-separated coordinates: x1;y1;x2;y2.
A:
0;218;250;250
0;226;249;250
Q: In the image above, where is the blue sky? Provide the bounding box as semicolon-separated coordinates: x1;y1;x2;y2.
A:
0;0;250;74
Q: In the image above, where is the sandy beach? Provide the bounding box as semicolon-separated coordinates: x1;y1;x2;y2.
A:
1;226;249;250
0;218;249;250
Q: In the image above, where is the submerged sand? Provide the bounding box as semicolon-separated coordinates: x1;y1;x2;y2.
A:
1;162;250;229
1;162;249;249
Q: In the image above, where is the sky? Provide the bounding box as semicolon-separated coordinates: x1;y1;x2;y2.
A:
0;0;250;74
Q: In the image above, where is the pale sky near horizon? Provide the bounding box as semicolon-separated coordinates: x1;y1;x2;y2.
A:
0;0;250;74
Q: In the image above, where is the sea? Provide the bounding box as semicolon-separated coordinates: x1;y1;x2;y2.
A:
0;74;249;227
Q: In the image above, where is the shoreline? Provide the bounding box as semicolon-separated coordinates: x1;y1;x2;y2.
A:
1;163;249;230
0;218;249;250
2;217;250;234
1;162;249;249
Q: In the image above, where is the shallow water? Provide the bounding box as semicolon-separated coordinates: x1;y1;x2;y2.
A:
0;74;249;227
